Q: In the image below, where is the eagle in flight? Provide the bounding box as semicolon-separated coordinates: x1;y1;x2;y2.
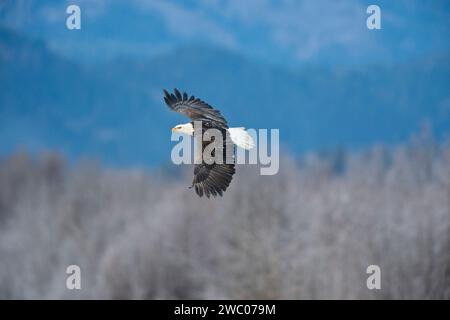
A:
164;89;254;198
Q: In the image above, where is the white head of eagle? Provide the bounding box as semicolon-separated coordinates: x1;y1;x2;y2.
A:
164;88;254;198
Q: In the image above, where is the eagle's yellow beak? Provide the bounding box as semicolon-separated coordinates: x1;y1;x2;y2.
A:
171;127;177;132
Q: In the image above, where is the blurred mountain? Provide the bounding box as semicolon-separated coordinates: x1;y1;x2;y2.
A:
2;0;450;67
1;27;450;166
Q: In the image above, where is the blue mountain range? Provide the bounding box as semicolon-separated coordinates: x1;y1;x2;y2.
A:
1;10;450;166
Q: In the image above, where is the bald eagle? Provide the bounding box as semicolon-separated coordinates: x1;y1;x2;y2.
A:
164;89;254;198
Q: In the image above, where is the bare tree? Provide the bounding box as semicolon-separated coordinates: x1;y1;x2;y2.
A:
0;135;449;299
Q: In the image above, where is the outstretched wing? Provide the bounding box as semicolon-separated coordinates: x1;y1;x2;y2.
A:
192;163;236;198
163;88;228;129
192;128;235;198
193;163;235;198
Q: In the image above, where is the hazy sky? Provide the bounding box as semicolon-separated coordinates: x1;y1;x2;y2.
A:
1;0;450;66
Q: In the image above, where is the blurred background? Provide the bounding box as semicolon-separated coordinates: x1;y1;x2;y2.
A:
0;0;450;299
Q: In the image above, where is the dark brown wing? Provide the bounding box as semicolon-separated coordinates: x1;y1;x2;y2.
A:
192;163;235;198
192;127;235;198
163;88;228;129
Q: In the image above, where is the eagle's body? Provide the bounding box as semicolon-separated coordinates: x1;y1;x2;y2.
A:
164;89;254;198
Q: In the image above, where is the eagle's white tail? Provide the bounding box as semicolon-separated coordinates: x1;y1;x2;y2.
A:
228;127;255;150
